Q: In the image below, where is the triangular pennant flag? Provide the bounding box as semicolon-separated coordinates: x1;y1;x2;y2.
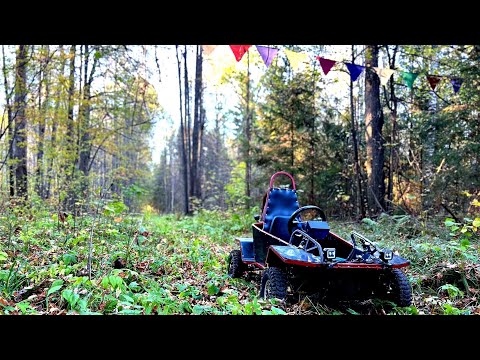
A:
345;63;365;82
400;71;419;89
316;57;336;75
451;78;464;94
229;45;252;62
202;45;218;56
427;75;442;91
284;49;310;72
256;45;279;68
373;67;396;86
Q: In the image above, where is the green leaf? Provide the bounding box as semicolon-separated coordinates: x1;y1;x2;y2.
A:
109;276;123;289
17;301;30;314
94;50;102;60
472;218;480;227
405;306;419;315
62;289;79;309
472;199;480;207
207;284;220;296
444;218;456;227
270;306;286;315
346;308;360;315
118;308;142;315
460;239;470;247
62;253;77;265
47;279;64;296
128;281;141;291
101;276;110;289
192;304;205;315
119;294;134;304
0;251;7;261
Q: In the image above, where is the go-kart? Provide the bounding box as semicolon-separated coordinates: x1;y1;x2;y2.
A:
227;171;412;307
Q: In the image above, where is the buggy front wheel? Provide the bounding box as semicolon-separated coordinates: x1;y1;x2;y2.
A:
379;268;412;307
260;267;288;301
227;250;245;278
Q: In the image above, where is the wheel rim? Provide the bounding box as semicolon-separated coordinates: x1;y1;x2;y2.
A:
265;279;272;299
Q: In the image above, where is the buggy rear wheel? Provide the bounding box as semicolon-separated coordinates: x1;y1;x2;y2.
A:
227;250;245;278
380;269;412;307
260;267;288;301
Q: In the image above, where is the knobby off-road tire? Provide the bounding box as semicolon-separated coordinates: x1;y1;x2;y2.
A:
385;269;412;307
227;250;245;278
260;267;288;301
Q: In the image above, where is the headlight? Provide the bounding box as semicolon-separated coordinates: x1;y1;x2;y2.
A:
381;249;393;261
324;248;336;259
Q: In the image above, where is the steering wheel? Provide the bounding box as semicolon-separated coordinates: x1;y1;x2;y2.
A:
287;205;327;236
289;230;324;260
351;232;379;256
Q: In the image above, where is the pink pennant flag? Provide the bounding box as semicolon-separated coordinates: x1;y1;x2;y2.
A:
427;75;442;90
229;45;252;62
202;45;218;56
256;45;279;68
316;57;336;75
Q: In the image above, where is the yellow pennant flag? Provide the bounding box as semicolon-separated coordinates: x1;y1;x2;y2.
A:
202;45;218;56
284;49;310;72
373;67;396;86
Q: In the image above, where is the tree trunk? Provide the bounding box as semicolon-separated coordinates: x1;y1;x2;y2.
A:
78;45;99;201
364;45;385;216
13;45;29;200
191;45;203;199
46;45;66;200
183;46;191;198
386;46;398;213
176;45;189;214
64;45;76;209
2;46;15;197
36;45;50;199
245;51;251;208
350;45;365;218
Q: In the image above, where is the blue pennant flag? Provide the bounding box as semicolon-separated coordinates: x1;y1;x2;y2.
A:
345;63;365;82
451;78;464;94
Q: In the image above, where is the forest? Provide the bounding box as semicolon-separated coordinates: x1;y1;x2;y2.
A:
0;44;479;315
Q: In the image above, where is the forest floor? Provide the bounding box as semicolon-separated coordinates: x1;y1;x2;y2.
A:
0;205;479;315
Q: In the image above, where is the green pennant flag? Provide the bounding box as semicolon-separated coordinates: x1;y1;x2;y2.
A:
400;71;419;89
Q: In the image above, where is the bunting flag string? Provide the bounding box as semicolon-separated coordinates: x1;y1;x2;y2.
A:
203;45;465;94
317;57;336;75
427;75;442;90
229;45;252;62
373;67;396;86
345;63;365;82
256;45;279;68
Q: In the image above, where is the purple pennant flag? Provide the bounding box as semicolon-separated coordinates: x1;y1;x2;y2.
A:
345;63;365;82
256;45;279;68
451;78;464;94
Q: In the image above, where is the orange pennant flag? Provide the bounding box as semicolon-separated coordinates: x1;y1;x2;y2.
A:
202;45;218;56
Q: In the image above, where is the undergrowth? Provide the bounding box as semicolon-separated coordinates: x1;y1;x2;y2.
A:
1;202;479;315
